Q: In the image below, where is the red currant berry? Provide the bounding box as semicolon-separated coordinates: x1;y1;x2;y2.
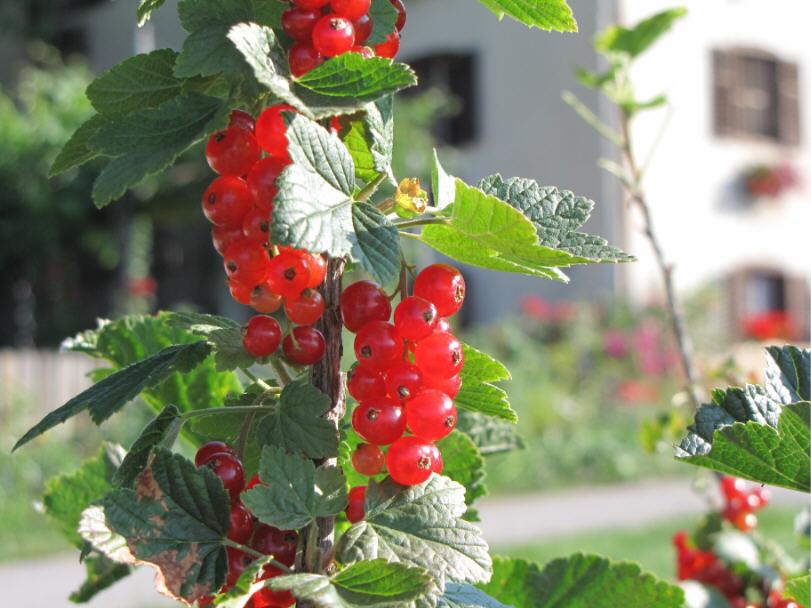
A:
247;156;289;212
305;253;327;287
288;42;324;77
340;280;392;332
251;565;295;607
242;207;271;245
347;364;387;402
351;45;375;58
351;443;385;476
413;332;464;379
250;282;283;314
229;109;256;133
284;288;325;325
292;0;329;9
351;13;372;44
434;317;452;334
202;177;252;228
212;225;244;256
256;105;295;159
250;525;298;567
374;31;400;58
413;264;466;317
225;547;252;589
229;280;253;305
206;126;260;177
394;296;438;341
228;502;254;544
243;315;282;357
266;250;311;298
386;436;436;486
282;326;326;365
330;0;371;20
384;363;422;401
345;485;366;523
733;510;757;531
312;16;355;57
427;442;443;474
352;398;406;445
195;441;235;467
245;474;262;491
390;0;406;31
720;476;746;500
422;373;462;399
282;7;320;41
405;389;457;441
354;321;403;371
224;239;271;285
205;452;245;500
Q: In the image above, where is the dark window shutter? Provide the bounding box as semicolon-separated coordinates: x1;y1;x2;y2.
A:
713;50;739;136
777;60;801;146
786;274;811;341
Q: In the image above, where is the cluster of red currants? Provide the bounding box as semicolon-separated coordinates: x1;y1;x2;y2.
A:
340;264;466;521
720;476;769;532
195;442;298;608
282;0;406;77
202;106;329;366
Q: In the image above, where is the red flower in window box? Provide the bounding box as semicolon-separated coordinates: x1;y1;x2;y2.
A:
741;310;796;341
743;163;800;199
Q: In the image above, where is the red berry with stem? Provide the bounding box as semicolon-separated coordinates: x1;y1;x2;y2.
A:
212;225;244;256
354;321;403;371
305;253;327;287
405;389;457;441
292;0;329;9
228;502;254;544
352;398;406;445
282;7;320;41
229;280;253;305
225;547;252;589
256;105;295;159
242;207;271;245
250;525;298;567
243;315;282;357
413;332;464;379
340;280;392;332
394;296;438;341
205;452;245;500
384;362;422;401
282;326;326;365
351;443;385;476
390;0;406;30
423;373;462;399
266;250;311;297
351;14;372;44
250;282;283;314
288;42;324;77
229;109;256;133
195;441;235;467
330;0;371;20
206;126;260;177
345;486;366;523
374;31;400;58
347;364;387;402
312;16;355;57
247;156;289;212
202;177;252;228
386;436;436;486
284;288;325;325
224;239;271;285
251;565;295;607
413;264;466;317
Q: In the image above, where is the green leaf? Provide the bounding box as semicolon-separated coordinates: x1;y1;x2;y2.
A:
261;379;340;459
94;450;230;604
461;344;511;383
49;114;107;176
367;0;399;45
212;557;273;608
90;92;225;206
165;311;257;371
595;8;687;58
476;0;577;32
243;445;347;530
456;411;525;455
480;554;684;608
137;0;168;25
14;341;211;450
114;405;183;487
439;583;510;608
478;174;633;263
765;345;810;403
436;432;487;505
337;476;492;586
431;149;456;210
785;573;811;606
342;96;395;183
70;555;132;603
86;49;183;116
272;112;356;256
350;203;402;287
296;54;416;100
268;560;436;607
455;381;517;423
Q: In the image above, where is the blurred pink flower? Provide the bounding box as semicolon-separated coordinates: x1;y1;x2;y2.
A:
603;330;629;359
520;295;553;321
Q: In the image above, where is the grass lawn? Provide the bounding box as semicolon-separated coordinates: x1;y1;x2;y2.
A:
496;506;803;580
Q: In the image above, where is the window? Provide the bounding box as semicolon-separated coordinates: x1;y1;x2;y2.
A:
403;53;478;146
712;49;801;145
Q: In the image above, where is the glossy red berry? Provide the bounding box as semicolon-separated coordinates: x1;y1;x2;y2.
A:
282;7;320;41
256;105;295;159
352;398;406;445
229;280;253;305
390;0;406;30
205;452;245;500
354;321;403;371
246;474;262;491
282;326;326;365
351;443;385;476
330;0;371;20
195;441;236;467
422;373;462;399
206;126;260;177
242;207;271;245
394;296;438;341
288;42;324;77
225;547;252;589
405;389;457;441
229;109;256;132
312;16;355;57
347;365;387;402
250;525;298;567
247;156;289;212
351;45;375;59
384;363;422;401
386;436;436;486
284;288;325;325
202;177;252;228
413;264;466;317
720;476;746;500
340;280;392;332
251;565;295;608
292;0;329;9
413;332;464;379
228;502;254;544
345;486;366;523
212;225;244;256
250;282;284;314
374;31;400;58
350;13;373;44
243;315;282;357
305;253;327;287
224;239;271;285
266;250;311;297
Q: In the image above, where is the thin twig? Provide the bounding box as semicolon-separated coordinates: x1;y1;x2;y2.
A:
356;173;387;202
180;405;272;420
562;90;624;148
270;356;294;386
222;539;293;573
392;216;450;229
